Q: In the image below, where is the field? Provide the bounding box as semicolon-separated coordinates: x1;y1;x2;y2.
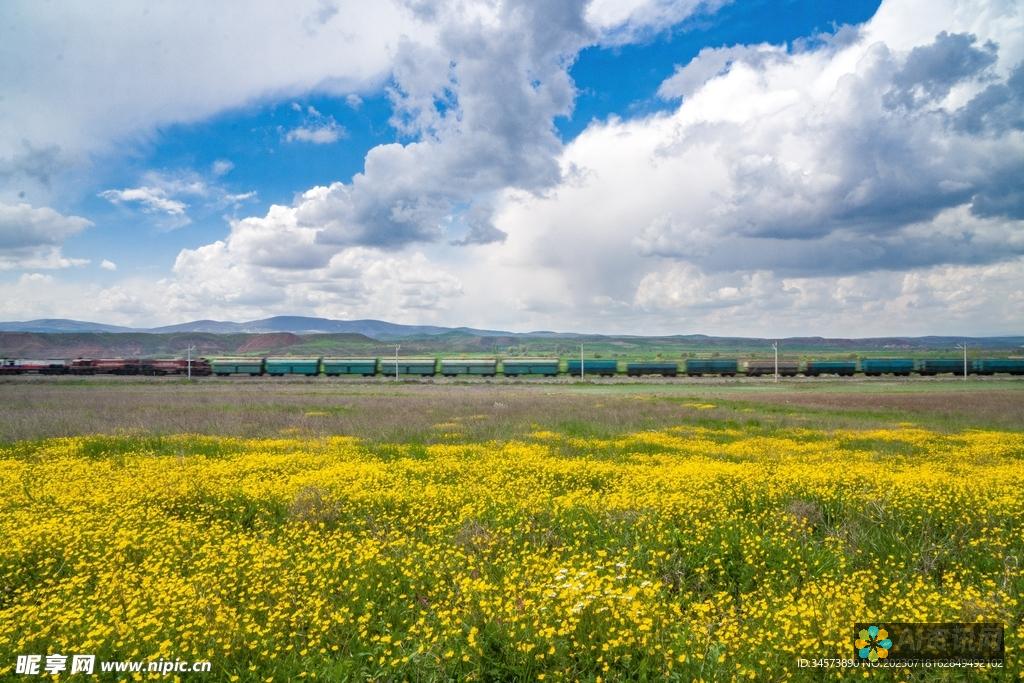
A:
1;378;1022;680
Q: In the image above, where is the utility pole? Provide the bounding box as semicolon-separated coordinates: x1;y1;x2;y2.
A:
956;342;967;381
772;341;779;383
580;343;584;381
186;343;196;381
395;344;400;380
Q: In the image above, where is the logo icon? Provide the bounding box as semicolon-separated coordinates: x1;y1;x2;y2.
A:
856;625;892;662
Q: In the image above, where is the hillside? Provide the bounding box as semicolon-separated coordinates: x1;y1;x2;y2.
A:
2;330;1022;360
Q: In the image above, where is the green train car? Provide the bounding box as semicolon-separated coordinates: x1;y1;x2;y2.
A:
861;359;914;376
501;358;559;377
626;361;678;377
322;358;378;376
379;359;437;376
440;359;497;377
210;359;265;376
918;359;967;375
265;358;321;376
804;360;856;377
566;359;618;377
685;359;738;376
744;360;799;377
974;358;1024;375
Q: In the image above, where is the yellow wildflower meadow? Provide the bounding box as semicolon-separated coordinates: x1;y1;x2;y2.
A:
0;427;1021;680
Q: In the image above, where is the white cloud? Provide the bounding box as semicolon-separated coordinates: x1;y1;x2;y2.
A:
657;43;789;100
211;159;234;177
99;187;188;216
586;0;730;44
440;0;1024;335
0;202;93;249
284;119;346;144
18;272;55;286
0;202;92;271
0;1;433;167
100;259;117;271
99;168;257;226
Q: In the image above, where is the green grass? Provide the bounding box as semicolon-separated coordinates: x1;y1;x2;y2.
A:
2;378;1022;444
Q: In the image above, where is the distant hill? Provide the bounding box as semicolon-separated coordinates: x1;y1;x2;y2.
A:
148;315;512;338
0;318;136;333
0;315;509;339
1;328;1022;360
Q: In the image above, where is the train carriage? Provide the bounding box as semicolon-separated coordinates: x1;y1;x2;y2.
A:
322;359;378;376
265;358;321;376
142;359;212;376
861;359;914;376
67;358;145;375
744;360;799;377
973;358;1024;375
440;359;497;377
379;359;437;376
0;359;68;375
804;360;856;377
625;361;679;377
566;359;618;377
501;358;559;377
918;359;968;376
210;359;265;376
685;359;738;376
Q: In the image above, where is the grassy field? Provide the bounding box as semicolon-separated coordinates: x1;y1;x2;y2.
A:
1;379;1022;680
2;377;1023;442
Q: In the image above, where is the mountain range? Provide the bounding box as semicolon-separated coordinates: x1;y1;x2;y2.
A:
0;317;1022;359
0;316;511;338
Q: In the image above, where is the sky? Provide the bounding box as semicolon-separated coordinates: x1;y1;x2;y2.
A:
1;0;1022;336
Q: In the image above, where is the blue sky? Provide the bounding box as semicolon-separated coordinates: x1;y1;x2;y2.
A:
1;0;1022;335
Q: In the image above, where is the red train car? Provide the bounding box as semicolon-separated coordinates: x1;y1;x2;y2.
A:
0;359;68;374
141;359;212;376
69;358;143;375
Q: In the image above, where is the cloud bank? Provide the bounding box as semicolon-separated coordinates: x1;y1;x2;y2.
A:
2;0;1022;336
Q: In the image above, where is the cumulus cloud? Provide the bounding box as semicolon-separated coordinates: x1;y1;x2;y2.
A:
100;259;117;271
0;2;432;185
0;201;92;271
657;43;788;100
437;0;1024;334
302;0;596;249
283;107;347;144
586;0;730;44
211;159;234;177
284;123;346;144
511;0;1024;291
99;187;188;216
99;168;257;227
165;241;464;322
223;0;625;254
0;202;93;250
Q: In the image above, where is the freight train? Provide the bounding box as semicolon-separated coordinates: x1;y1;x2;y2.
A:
2;356;1023;377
